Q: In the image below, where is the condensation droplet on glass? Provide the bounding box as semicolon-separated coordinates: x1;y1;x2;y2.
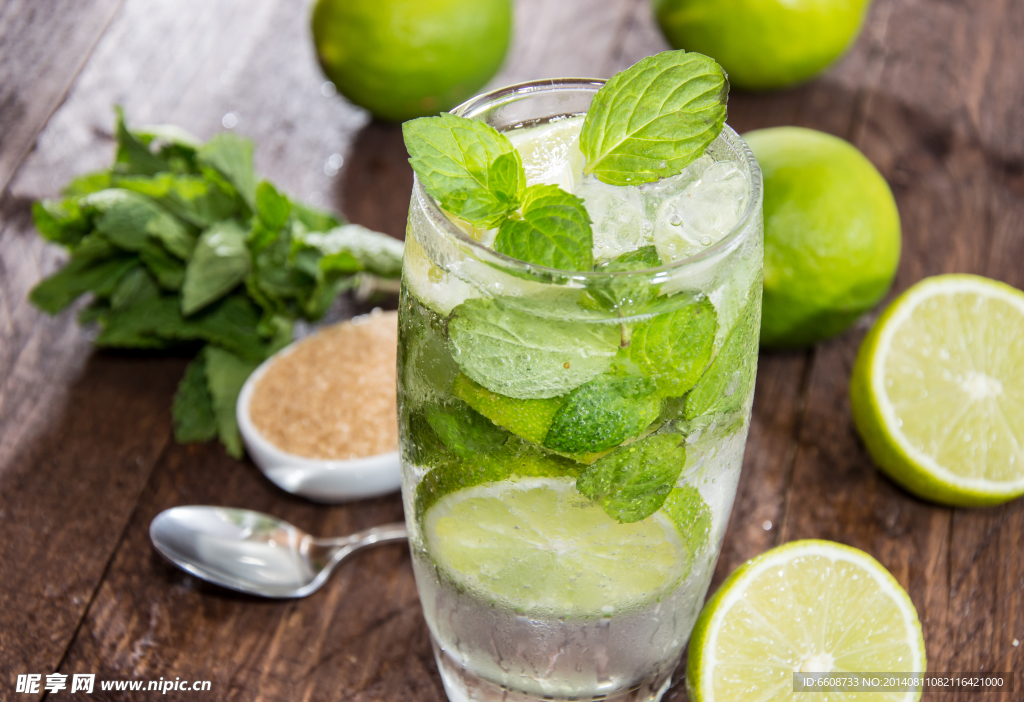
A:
700;236;713;246
669;214;683;226
222;112;239;129
321;81;337;97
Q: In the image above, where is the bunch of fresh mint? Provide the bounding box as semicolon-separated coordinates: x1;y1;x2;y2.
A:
401;50;740;525
30;108;403;456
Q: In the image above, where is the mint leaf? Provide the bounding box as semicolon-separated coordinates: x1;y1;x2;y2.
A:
96;293;267;361
63;171;114;197
494;184;594;270
660;485;712;562
181;220;250;315
580;51;728;186
294;224;405;279
139;241;186;290
424;400;509;458
403;112;524;227
32;198;90;246
624;296;717;397
544;375;660;453
29;254;137;314
83;189;196;259
400;295;461;407
204;345;259;458
685;290;759;419
110;266;159;311
114;105;169;176
576;433;686;522
256;181;291;229
447;296;619;399
586;245;662;312
173;354;218;444
116;173;237;228
197;132;257;212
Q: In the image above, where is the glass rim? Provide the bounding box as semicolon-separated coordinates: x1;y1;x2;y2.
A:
413;77;763;284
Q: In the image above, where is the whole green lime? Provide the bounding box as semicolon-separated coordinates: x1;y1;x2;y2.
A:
744;127;900;348
652;0;873;91
311;0;512;122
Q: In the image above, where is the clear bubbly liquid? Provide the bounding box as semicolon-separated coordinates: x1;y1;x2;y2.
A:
399;112;761;702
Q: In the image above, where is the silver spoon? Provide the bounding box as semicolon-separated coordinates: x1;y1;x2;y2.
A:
150;506;407;598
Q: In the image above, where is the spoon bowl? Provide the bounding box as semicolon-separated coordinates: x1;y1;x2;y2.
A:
150;506;407;598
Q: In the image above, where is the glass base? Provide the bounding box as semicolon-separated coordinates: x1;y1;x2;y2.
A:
430;635;677;702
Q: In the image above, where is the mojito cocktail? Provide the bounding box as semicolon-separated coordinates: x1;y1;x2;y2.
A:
398;53;763;702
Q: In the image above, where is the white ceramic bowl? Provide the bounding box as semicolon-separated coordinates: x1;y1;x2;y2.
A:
236;336;401;503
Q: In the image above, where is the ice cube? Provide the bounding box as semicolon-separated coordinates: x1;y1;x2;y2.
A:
507;117;586;192
651;161;749;264
575;174;648;262
637;154;715;222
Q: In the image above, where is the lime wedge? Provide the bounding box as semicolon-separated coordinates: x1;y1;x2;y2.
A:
851;274;1024;506
687;540;926;702
423;477;693;616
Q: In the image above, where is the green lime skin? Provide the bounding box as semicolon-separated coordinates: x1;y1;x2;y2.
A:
744;127;900;349
311;0;512;122
652;0;873;91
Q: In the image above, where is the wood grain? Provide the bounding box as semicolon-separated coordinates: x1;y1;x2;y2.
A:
0;0;123;193
0;0;1022;699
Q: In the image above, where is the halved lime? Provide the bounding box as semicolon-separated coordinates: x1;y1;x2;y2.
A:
423;477;694;616
687;540;926;702
851;274;1024;506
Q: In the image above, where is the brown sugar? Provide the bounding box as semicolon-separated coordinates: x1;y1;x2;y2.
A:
249;310;398;460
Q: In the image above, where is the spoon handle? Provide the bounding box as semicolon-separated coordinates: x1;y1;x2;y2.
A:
301;522;407;578
323;522;408;549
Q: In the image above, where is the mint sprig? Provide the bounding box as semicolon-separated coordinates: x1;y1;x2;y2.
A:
580;51;728;186
494;184;594;270
576;433;686;523
402;113;524;227
401;49;729;270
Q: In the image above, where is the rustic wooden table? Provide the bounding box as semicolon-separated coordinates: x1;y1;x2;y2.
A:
1;0;1021;700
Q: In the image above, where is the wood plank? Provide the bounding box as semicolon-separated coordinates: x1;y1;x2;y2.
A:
776;1;1024;698
0;0;122;194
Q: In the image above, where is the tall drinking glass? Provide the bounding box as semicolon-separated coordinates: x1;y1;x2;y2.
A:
398;79;763;702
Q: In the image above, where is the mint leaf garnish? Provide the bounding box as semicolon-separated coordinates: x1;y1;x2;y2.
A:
685;289;759;419
543;375;660;453
576;433;686;523
660;485;712;563
447;296;619;399
493;184;594;270
403;113;524;227
624;295;718;397
424;399;509;458
585;245;662;312
580;51;728;186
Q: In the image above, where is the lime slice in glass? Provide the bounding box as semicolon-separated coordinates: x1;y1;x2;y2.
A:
422;476;692;616
687;540;926;702
851;274;1024;506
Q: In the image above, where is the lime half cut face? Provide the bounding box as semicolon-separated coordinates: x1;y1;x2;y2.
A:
687;540;926;702
423;477;689;616
851;274;1024;506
